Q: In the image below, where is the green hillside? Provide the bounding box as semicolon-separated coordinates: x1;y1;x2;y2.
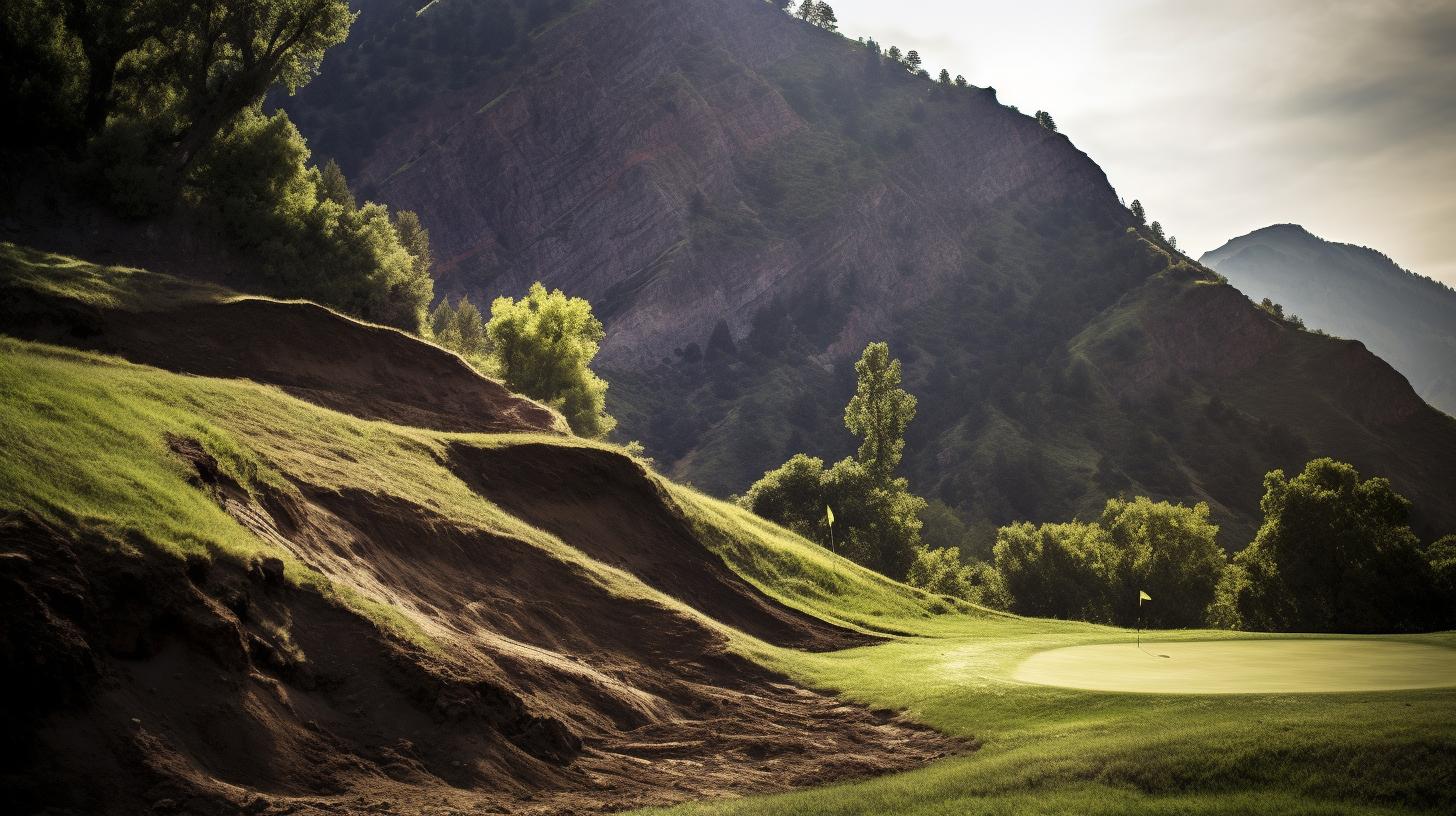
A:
3;247;1453;815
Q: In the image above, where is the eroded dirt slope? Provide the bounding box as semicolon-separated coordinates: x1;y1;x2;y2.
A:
1;433;957;816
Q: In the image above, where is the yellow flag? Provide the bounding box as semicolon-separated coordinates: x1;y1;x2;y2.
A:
1139;590;1152;602
826;505;835;525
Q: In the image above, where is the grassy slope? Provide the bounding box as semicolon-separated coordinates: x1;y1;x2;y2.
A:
4;248;1454;815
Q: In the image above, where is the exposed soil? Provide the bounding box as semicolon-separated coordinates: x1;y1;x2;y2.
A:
0;281;565;435
449;442;871;652
0;438;961;815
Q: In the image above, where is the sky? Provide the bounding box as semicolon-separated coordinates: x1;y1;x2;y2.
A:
824;0;1456;285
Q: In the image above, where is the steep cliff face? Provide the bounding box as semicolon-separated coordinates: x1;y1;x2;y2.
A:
1201;224;1456;416
281;0;1456;547
304;0;1123;366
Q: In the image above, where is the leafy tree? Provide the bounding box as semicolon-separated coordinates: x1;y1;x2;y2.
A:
1231;458;1442;632
741;340;926;579
994;521;1118;622
318;158;354;209
1099;497;1224;627
1129;199;1146;224
904;49;922;72
164;0;355;174
192;107;430;330
844;341;917;483
1258;297;1284;320
740;455;925;579
1034;110;1058;131
814;2;836;30
486;282;616;438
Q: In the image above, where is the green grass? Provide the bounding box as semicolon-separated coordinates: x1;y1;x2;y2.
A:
633;609;1456;815
0;241;229;310
5;247;1455;815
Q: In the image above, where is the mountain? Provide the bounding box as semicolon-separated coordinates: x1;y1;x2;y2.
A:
276;0;1456;549
0;243;959;814
1200;224;1456;416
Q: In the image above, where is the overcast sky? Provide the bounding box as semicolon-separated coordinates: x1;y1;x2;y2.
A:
825;0;1456;285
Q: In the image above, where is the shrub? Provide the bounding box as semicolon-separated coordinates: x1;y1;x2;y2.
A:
486;282;616;438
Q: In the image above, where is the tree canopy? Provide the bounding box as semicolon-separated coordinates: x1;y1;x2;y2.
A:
486;282;616;438
1228;458;1445;632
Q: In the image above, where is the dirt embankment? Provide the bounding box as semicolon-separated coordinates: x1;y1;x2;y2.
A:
0;283;565;435
1;439;959;815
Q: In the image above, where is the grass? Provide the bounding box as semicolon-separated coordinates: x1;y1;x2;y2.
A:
6;247;1455;815
631;608;1456;815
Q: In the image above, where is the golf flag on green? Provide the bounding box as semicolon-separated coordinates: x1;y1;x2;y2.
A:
826;505;835;526
1139;590;1152;603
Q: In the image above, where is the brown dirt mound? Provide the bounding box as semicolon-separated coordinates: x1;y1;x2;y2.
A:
1;439;961;815
449;441;870;651
0;283;564;435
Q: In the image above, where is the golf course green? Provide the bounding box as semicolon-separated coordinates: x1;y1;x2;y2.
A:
1012;639;1456;694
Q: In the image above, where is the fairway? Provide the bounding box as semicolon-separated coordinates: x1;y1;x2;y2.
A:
1013;639;1456;694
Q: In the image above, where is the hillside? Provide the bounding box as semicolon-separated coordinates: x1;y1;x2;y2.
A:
1201;224;1456;417
0;247;960;815
278;0;1456;548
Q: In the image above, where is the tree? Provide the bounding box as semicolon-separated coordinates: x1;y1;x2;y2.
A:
1129;199;1146;225
164;0;354;174
844;342;917;484
954;74;967;88
486;282;616;438
885;45;902;63
1099;497;1224;628
1168;235;1179;252
795;0;816;22
740;340;927;580
740;455;925;579
937;68;951;86
904;49;922;72
1231;459;1442;632
814;2;836;30
1149;220;1165;240
318;158;354;209
393;209;432;279
994;521;1119;622
1034;110;1058;131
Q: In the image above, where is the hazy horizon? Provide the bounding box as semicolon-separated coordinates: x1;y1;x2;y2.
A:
827;0;1456;285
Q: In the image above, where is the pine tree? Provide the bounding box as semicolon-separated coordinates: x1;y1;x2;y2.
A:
318;159;355;210
938;68;951;85
954;74;968;88
796;0;816;22
814;2;837;30
1130;199;1146;225
1150;221;1165;240
1035;110;1058;131
886;45;903;63
905;50;922;72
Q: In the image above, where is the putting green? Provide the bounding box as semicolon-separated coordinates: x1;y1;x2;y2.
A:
1012;639;1456;694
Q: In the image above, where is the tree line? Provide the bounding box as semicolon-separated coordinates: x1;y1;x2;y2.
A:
739;342;1456;633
